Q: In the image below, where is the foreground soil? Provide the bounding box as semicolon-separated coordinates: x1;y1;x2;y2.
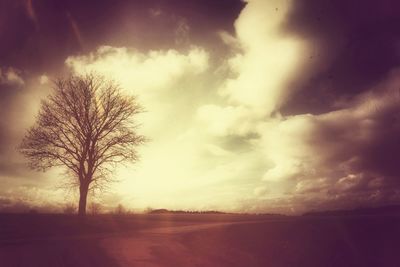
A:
0;213;399;266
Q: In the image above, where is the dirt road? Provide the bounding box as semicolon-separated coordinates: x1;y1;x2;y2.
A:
0;220;266;267
101;220;265;267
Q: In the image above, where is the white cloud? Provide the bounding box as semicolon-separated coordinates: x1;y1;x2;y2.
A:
66;46;208;94
175;17;190;45
197;104;258;136
335;174;362;192
257;114;320;186
194;0;312;198
149;7;162;18
295;178;329;194
218;30;241;49
39;75;49;85
254;186;268;197
218;0;307;115
0;67;24;86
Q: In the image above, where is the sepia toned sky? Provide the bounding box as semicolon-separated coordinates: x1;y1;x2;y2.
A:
1;0;400;214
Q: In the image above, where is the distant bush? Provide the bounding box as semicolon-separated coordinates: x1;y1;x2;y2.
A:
63;203;77;214
89;202;102;215
144;207;153;214
115;204;126;215
148;209;226;214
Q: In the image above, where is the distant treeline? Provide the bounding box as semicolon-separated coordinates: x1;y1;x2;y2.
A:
146;209;286;216
147;209;227;214
303;205;400;216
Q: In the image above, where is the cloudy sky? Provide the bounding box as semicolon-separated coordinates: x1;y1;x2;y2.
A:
1;0;400;214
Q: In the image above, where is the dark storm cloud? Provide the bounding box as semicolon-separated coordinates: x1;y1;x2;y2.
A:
303;76;400;205
281;0;400;115
0;0;243;75
354;102;400;180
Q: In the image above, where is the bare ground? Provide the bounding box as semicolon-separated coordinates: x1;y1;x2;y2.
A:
0;213;399;267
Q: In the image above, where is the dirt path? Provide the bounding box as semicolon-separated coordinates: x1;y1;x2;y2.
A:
0;220;268;267
100;220;265;267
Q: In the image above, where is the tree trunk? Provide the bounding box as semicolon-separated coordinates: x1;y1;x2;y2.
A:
78;183;89;216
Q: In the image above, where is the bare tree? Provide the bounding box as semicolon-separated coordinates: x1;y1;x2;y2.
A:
19;74;145;215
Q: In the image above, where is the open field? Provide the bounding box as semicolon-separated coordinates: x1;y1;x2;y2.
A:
0;213;399;267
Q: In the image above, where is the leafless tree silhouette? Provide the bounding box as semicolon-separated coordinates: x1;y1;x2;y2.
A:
19;74;145;215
